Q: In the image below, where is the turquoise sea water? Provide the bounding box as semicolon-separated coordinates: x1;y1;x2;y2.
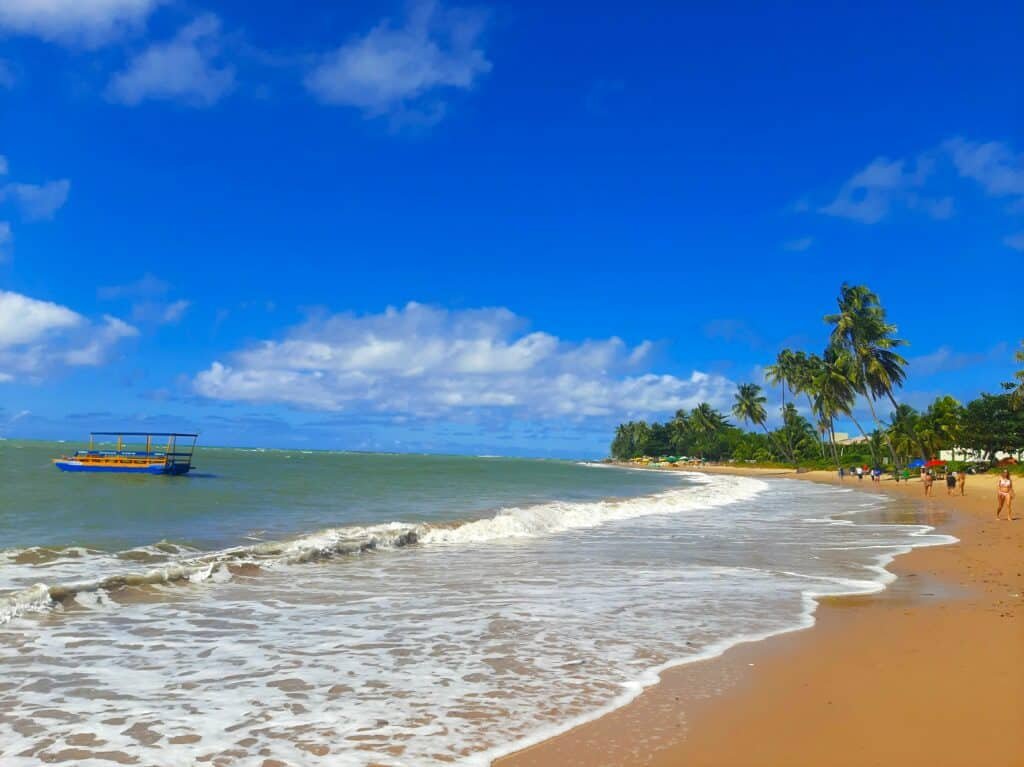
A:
0;440;681;553
0;439;955;766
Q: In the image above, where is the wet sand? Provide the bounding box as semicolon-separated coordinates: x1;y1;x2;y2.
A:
497;468;1024;767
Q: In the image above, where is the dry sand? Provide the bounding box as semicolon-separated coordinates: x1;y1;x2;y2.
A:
496;467;1024;767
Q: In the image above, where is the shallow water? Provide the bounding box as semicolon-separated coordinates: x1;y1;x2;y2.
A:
0;442;954;766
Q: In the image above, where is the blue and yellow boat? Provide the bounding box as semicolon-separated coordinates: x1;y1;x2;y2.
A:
53;432;199;475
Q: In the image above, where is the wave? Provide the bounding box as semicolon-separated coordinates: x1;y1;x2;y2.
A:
0;472;767;625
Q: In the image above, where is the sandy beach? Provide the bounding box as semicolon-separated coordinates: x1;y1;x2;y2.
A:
497;467;1024;767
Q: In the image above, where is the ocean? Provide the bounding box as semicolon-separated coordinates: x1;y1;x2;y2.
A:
0;441;954;766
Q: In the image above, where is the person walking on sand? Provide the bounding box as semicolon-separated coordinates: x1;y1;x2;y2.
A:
856;465;864;481
946;470;957;496
957;470;967;496
996;470;1014;520
923;470;934;497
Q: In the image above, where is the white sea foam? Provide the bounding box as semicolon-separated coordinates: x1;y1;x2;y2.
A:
0;475;955;766
0;472;765;622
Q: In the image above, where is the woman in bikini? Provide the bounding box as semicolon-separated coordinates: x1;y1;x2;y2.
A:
923;470;934;497
996;470;1014;520
957;470;966;496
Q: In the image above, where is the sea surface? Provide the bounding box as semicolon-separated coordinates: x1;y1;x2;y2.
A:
0;440;954;766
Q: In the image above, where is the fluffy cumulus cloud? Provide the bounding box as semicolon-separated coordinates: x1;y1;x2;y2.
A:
0;0;161;48
194;302;734;420
306;0;491;123
107;14;234;106
0;290;138;381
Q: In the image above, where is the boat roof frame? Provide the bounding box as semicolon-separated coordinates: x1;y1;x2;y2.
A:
89;432;199;438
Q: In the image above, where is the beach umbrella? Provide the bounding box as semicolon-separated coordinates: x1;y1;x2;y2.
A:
908;458;925;468
925;459;945;468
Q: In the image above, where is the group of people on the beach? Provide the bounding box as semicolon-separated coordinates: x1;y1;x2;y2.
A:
839;464;1015;521
917;466;967;498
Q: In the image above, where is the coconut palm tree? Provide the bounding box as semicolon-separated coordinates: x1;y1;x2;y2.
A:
690;402;728;460
764;349;800;459
789;351;826;458
810;346;861;470
732;383;792;463
825;283;907;465
1012;340;1024;409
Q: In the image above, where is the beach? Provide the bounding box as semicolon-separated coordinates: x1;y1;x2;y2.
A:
497;467;1024;767
0;444;969;765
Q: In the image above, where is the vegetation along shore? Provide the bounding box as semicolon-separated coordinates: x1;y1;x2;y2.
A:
611;283;1024;475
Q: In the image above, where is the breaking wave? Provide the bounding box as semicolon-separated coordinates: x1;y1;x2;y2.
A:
0;472;766;624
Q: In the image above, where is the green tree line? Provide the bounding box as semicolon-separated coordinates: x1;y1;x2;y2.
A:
611;284;1024;470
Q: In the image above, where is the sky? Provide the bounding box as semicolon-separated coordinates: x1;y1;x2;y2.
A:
0;0;1022;457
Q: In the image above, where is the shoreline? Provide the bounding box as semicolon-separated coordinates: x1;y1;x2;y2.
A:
496;466;1024;767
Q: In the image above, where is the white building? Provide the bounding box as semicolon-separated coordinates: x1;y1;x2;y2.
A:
939;448;1023;463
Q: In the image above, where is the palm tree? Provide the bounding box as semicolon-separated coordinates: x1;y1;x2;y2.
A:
765;349;800;459
732;383;793;463
810;346;860;470
690;402;728;460
1012;340;1024;409
668;409;692;455
789;351;826;458
887;405;928;464
825;283;907;465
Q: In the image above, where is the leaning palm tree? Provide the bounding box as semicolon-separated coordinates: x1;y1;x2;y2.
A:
732;383;793;463
825;283;907;465
789;351;826;458
811;346;861;470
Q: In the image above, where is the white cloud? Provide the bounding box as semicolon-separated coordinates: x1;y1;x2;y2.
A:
782;236;813;252
817;138;1024;225
194;302;733;419
944;138;1024;198
819;156;939;223
907;343;1008;376
0;221;11;260
107;14;234;107
0;0;161;48
306;0;491;122
131;298;190;324
1;179;71;220
97;272;170;299
1004;232;1024;251
0;291;137;381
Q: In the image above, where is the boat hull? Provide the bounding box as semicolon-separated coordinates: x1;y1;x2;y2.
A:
53;460;190;475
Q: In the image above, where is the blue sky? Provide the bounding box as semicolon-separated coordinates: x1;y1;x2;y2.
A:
1;0;1022;457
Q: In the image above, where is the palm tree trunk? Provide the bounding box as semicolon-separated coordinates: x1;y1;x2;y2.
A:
806;394;826;458
846;410;878;464
761;423;794;465
860;390;897;467
827;420;841;470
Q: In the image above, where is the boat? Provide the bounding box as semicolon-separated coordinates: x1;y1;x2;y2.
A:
53;432;199;475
